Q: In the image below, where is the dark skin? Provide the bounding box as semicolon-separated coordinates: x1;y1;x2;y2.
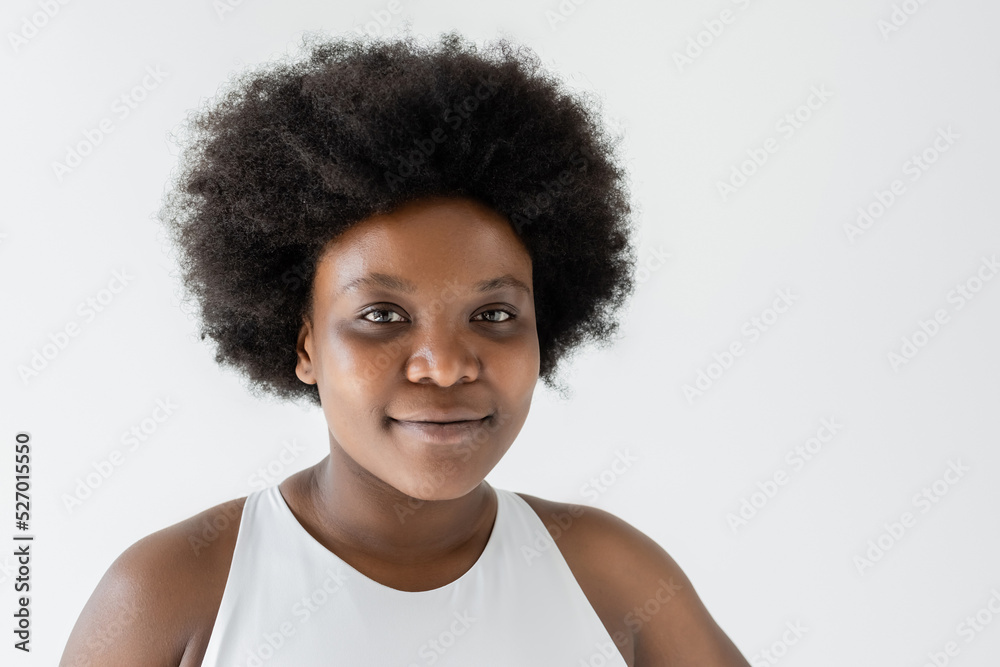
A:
287;195;538;589
59;196;750;666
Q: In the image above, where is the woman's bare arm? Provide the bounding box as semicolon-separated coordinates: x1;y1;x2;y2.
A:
578;505;752;667
60;498;244;667
59;529;195;667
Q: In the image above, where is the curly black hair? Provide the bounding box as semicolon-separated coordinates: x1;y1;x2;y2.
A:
157;29;637;407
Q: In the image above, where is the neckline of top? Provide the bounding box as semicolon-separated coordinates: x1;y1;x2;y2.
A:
269;482;504;595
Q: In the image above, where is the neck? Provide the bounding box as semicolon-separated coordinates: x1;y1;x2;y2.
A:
300;447;496;567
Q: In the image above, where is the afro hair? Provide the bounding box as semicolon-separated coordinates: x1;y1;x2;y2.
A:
157;29;637;407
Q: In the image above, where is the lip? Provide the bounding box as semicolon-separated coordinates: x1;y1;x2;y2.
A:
394;409;491;422
391;416;491;444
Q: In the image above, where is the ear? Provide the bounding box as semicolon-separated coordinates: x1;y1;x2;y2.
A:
294;315;317;385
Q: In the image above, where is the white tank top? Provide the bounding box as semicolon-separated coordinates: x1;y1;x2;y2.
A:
200;483;630;666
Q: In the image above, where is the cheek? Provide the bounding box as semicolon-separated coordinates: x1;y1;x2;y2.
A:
316;337;393;449
317;332;411;435
495;330;540;382
351;338;417;400
483;335;539;427
320;328;391;379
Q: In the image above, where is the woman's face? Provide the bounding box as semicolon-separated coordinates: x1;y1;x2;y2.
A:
295;196;540;501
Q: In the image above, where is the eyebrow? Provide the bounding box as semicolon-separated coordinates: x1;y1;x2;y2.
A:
339;272;531;297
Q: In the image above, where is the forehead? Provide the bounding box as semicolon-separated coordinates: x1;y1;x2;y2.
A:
313;197;532;297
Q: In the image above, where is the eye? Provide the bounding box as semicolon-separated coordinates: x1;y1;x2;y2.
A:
359;306;516;324
360;307;406;324
474;308;516;323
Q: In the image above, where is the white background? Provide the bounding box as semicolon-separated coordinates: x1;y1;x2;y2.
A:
2;0;999;665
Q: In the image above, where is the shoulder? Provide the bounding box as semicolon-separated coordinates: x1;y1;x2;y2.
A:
512;491;750;667
60;495;248;667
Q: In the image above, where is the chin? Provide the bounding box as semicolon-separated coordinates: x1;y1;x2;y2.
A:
393;474;485;503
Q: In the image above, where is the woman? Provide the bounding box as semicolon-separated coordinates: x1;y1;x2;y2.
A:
61;29;751;666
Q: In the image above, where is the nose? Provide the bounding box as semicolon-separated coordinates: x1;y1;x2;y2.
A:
404;321;481;386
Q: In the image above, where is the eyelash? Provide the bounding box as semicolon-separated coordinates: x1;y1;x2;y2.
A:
359;305;517;324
